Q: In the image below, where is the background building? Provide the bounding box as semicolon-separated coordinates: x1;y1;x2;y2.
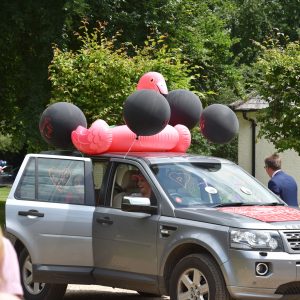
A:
230;96;300;203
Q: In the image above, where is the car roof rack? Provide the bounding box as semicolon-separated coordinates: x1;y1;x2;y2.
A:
40;150;83;157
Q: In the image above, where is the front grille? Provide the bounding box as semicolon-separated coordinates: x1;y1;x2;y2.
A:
276;282;300;295
281;231;300;253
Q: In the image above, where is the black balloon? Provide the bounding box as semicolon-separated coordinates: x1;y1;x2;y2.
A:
39;102;87;149
200;104;239;144
123;90;170;136
166;89;202;129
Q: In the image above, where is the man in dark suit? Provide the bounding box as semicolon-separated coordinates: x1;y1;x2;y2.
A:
264;153;298;206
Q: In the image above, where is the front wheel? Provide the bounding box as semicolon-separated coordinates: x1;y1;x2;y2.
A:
169;253;232;300
19;248;67;300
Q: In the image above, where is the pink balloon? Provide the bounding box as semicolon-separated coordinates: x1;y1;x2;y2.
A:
72;119;191;154
137;72;168;95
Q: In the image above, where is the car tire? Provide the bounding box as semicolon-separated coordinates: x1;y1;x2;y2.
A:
19;248;67;300
169;253;232;300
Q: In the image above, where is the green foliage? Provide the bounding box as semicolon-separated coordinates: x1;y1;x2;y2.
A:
49;22;192;126
0;187;10;226
0;134;17;153
254;40;300;154
0;0;85;151
68;0;244;106
188;129;238;162
161;0;243;106
4;0;299;160
0;187;10;202
0;1;91;153
231;0;300;64
74;0;177;48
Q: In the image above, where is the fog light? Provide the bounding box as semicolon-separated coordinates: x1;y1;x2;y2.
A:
256;262;269;276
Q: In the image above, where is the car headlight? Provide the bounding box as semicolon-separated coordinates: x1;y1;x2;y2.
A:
230;228;283;251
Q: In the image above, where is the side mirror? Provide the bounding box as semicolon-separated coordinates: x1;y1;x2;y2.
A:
121;196;157;214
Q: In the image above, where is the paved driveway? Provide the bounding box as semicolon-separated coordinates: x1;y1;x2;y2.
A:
64;285;169;300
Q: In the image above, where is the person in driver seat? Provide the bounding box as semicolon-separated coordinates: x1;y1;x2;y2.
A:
131;173;152;198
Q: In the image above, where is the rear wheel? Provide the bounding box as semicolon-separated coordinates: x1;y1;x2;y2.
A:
19;248;67;300
169;253;232;300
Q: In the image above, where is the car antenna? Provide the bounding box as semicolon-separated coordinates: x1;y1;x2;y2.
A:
123;135;139;159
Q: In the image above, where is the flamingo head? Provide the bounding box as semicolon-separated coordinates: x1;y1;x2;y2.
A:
137;72;168;95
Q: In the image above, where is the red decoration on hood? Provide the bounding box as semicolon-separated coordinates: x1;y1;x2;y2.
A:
218;206;300;223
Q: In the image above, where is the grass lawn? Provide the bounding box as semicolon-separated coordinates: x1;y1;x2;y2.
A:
0;186;11;226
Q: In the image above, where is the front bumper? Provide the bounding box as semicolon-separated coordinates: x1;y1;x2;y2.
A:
222;249;300;299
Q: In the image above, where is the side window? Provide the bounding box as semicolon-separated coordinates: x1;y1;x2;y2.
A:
15;158;36;200
111;164;140;209
93;161;109;205
37;158;85;204
93;162;108;190
111;164;156;208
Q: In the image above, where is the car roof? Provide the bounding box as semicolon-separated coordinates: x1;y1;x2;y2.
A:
38;150;232;164
92;152;232;164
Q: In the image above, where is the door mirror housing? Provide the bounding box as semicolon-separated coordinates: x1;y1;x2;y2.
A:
121;196;157;214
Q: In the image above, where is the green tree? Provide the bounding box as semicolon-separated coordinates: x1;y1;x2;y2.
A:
0;134;15;153
163;0;242;105
254;41;300;154
49;22;192;128
71;0;243;106
188;129;238;162
0;1;89;152
231;0;300;64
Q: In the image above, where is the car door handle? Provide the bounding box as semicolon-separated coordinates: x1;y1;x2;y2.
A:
96;217;113;225
18;210;44;217
160;225;177;237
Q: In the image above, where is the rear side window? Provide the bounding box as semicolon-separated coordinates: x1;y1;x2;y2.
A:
15;157;35;200
15;157;85;204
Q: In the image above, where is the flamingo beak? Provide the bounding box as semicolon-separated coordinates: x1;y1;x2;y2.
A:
156;80;168;95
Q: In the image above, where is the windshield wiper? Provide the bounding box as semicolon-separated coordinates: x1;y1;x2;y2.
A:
213;202;245;208
255;202;285;206
214;202;285;208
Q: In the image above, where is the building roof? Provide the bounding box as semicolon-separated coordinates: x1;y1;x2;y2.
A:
229;95;269;111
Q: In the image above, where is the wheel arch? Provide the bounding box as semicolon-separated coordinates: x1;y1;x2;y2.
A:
162;242;221;295
15;237;27;257
5;231;28;257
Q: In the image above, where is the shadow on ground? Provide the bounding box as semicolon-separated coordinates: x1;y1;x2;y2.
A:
64;285;169;300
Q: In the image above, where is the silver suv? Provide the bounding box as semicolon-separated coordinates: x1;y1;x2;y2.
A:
5;151;300;300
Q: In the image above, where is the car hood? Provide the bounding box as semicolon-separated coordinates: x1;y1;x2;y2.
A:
174;205;300;230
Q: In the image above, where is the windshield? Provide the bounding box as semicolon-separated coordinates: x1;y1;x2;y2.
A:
151;162;282;208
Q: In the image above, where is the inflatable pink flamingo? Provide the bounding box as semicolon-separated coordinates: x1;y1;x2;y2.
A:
71;120;191;155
